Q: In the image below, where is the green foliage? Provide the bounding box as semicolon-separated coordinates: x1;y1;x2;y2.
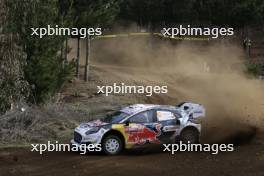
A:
6;0;74;103
4;0;121;104
0;0;29;113
246;63;262;77
72;0;121;28
0;37;29;112
119;0;264;27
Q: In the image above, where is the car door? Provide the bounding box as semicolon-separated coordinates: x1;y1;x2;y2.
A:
155;109;181;143
124;110;161;145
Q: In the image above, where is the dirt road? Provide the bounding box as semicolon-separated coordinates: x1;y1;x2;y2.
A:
0;139;264;176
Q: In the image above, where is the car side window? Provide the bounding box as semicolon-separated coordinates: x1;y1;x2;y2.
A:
129;110;155;123
156;110;177;121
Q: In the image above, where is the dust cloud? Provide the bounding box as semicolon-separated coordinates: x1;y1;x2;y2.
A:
69;35;264;143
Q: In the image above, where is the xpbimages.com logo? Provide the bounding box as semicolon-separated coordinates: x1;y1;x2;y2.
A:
31;141;101;154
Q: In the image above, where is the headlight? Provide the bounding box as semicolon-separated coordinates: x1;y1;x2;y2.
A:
85;127;100;135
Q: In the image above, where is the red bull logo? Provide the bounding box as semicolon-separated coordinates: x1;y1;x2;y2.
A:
125;124;161;145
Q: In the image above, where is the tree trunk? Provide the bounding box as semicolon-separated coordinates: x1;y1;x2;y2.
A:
62;37;68;69
65;37;68;61
60;43;63;63
84;36;91;82
76;37;80;78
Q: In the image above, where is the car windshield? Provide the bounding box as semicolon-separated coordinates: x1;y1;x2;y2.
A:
102;111;129;123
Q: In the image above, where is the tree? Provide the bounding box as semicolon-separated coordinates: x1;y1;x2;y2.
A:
71;0;121;81
119;0;264;28
6;0;75;103
0;0;29;113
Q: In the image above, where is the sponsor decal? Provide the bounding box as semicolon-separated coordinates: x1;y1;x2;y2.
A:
125;124;162;145
163;125;178;132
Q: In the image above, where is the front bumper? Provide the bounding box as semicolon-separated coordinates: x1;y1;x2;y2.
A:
72;131;103;144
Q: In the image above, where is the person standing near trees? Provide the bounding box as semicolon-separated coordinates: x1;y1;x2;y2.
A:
243;37;252;59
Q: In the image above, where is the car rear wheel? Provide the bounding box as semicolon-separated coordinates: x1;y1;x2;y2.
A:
102;135;123;155
180;128;199;144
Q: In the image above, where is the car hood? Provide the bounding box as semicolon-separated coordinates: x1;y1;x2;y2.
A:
77;120;109;130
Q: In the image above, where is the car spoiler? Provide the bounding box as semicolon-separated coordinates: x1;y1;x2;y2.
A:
176;102;206;118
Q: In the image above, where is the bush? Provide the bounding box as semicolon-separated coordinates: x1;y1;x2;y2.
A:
246;63;262;77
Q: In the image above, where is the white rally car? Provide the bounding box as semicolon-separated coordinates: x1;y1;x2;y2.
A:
71;102;206;155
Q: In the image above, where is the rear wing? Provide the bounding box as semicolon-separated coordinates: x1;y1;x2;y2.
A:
176;102;206;118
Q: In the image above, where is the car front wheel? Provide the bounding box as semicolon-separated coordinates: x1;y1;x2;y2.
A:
102;135;123;155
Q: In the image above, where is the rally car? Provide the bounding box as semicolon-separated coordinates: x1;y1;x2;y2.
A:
71;102;205;155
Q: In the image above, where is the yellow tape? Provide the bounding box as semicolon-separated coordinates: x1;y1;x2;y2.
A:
95;35;117;39
129;32;152;36
117;34;129;37
92;32;209;41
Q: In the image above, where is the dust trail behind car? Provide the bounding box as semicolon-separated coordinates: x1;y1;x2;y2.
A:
68;36;264;144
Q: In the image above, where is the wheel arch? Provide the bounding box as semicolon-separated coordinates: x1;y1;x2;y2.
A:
180;125;200;136
101;129;125;146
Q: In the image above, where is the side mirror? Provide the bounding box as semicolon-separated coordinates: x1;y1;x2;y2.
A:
125;120;130;126
176;119;181;125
